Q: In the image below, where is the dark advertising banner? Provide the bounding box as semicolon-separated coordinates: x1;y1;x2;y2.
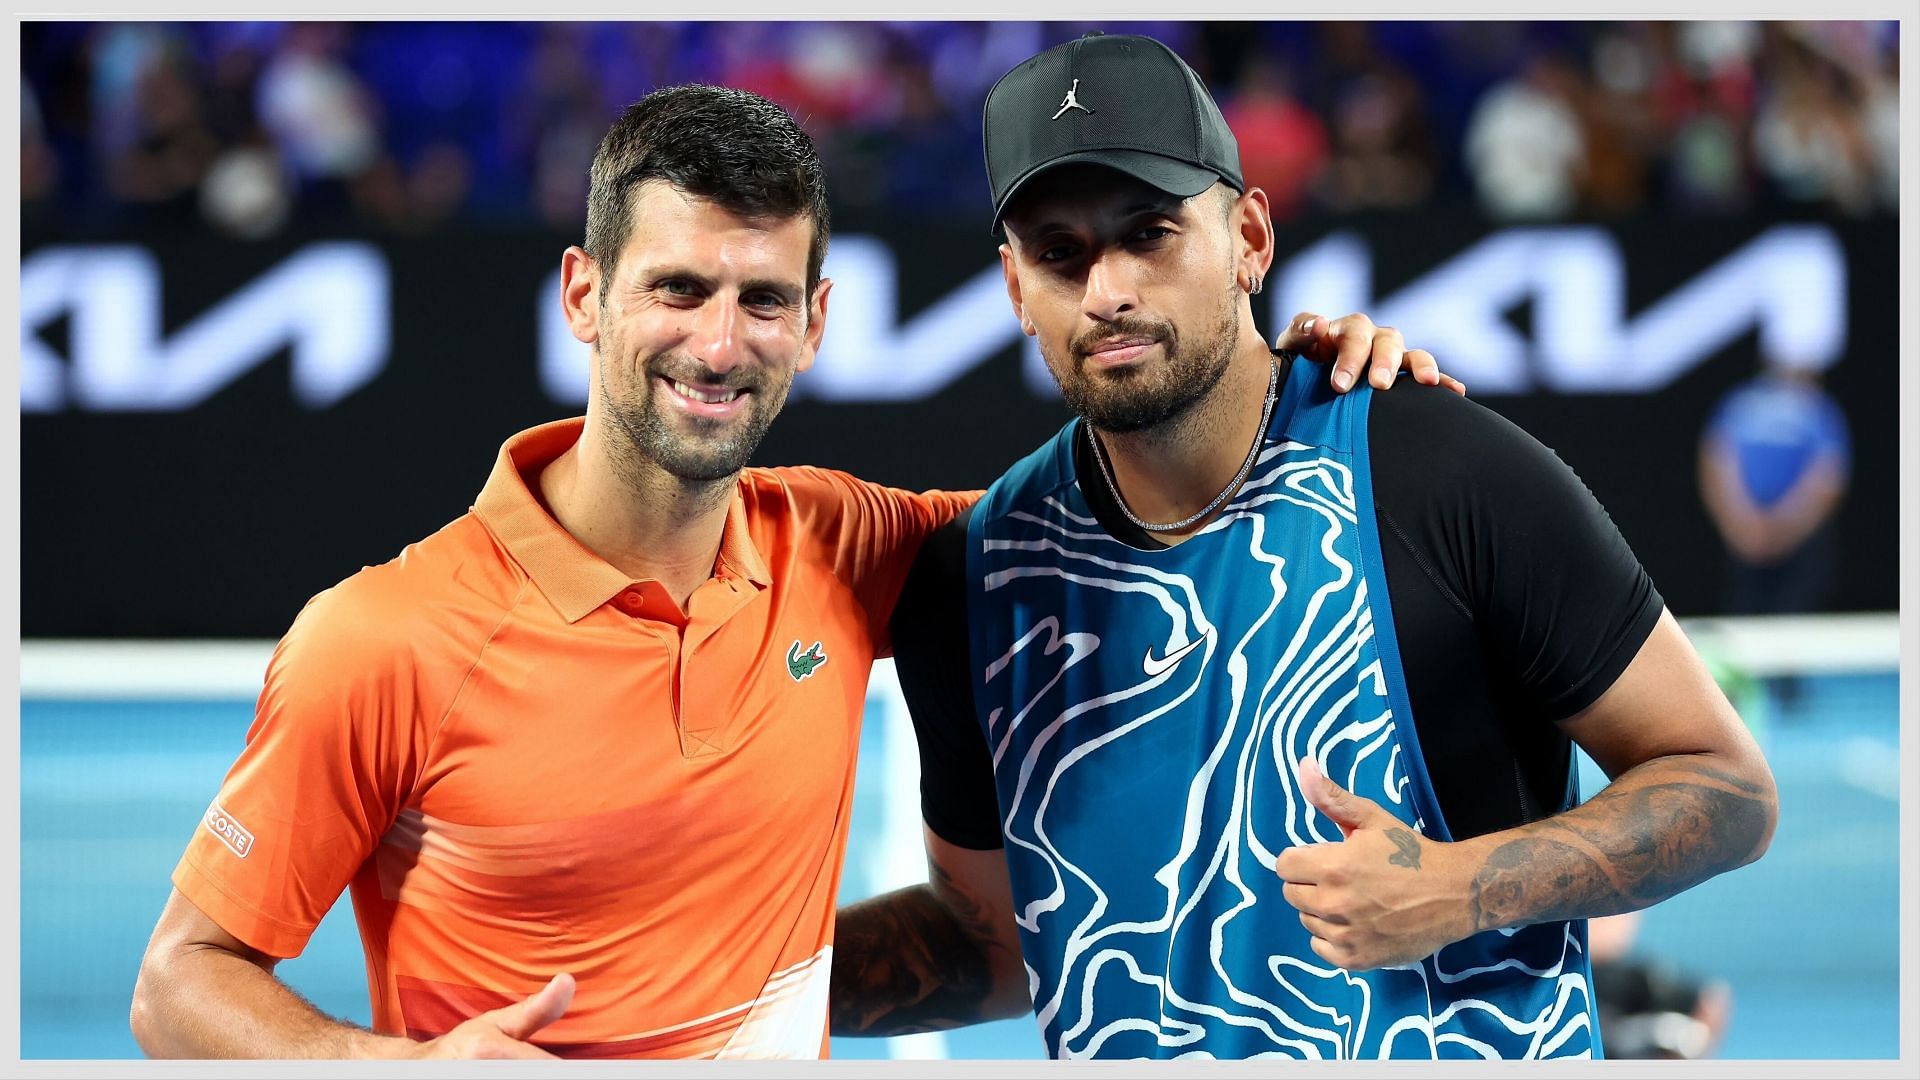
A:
22;212;1899;637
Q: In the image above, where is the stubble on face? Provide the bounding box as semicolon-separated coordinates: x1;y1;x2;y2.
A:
1043;281;1241;436
596;327;796;487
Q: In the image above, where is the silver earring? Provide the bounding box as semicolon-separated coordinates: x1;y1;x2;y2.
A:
1248;273;1263;296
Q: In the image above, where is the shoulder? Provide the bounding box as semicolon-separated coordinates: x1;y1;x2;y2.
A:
745;465;980;528
976;422;1079;526
743;464;918;514
1366;380;1582;492
274;513;513;699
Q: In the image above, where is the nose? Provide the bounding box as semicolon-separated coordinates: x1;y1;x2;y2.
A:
1082;250;1139;324
687;294;748;375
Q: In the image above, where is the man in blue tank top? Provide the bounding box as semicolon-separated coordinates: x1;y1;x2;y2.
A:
829;33;1778;1060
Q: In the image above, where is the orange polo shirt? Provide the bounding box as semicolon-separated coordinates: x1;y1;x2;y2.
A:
171;418;978;1059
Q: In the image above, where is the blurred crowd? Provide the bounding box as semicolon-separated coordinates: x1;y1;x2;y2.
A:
21;20;1899;238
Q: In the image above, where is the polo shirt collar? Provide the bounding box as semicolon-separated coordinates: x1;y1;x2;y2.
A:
473;418;771;623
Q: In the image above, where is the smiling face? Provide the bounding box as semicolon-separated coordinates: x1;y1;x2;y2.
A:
577;181;829;484
1000;165;1243;434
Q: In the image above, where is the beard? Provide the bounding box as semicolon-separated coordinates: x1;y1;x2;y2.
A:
599;347;793;484
1043;291;1240;435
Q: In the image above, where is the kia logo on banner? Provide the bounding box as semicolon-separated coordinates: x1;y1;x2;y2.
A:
543;224;1846;404
20;242;389;413
1275;225;1847;394
23;225;1845;413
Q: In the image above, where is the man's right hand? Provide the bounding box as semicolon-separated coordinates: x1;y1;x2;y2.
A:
408;973;576;1059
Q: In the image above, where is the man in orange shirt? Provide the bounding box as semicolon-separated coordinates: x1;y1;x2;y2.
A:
128;84;1439;1060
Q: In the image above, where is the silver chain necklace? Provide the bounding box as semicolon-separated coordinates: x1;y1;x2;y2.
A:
1087;357;1280;534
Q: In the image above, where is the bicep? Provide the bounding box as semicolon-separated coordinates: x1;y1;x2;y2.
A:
1370;389;1663;721
893;512;1008;851
1462;412;1663;720
146;888;279;973
794;468;980;652
1555;609;1765;782
173;594;423;957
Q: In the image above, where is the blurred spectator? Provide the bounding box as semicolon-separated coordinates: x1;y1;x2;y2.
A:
508;25;605;232
1575;28;1660;216
22;79;61;211
532;119;599;231
256;22;381;215
403;140;474;228
1589;911;1733;1059
85;24;176;167
1802;21;1900;210
1751;28;1875;214
1463;53;1588;219
1698;359;1852;615
1861;69;1898;210
19;20;1901;229
1222;59;1328;221
1635;23;1748;215
102;42;219;216
1316;70;1436;212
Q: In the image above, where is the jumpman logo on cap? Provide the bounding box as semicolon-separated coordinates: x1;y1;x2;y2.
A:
1051;78;1091;120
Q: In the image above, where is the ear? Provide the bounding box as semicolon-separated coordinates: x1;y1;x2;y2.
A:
1233;186;1275;289
560;246;600;346
999;244;1036;337
797;278;833;375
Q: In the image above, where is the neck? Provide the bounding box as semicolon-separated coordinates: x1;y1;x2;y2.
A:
540;417;735;608
1091;325;1277;542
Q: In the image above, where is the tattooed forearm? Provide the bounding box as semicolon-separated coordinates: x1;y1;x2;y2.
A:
829;862;1008;1036
1465;757;1774;933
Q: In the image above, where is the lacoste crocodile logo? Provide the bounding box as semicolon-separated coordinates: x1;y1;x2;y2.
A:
787;640;829;682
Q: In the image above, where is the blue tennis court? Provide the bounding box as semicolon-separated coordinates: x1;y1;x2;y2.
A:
19;667;1899;1059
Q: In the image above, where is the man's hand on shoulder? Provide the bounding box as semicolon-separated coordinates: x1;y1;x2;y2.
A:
1274;311;1467;397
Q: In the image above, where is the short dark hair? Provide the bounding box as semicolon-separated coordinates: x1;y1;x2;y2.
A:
584;84;831;296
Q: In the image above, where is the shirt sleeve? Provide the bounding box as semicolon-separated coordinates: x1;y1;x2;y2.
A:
1368;383;1665;723
776;467;981;656
170;579;429;958
887;508;1006;850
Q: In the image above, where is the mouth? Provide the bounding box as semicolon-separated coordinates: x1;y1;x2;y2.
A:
659;375;751;419
1082;337;1160;367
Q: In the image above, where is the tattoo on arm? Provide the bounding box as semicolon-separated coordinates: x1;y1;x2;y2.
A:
829;860;1008;1037
1466;758;1772;933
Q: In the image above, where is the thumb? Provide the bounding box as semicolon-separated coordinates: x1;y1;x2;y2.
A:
485;973;575;1042
1301;759;1389;837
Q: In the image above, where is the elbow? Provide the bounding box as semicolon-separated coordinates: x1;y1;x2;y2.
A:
1753;774;1781;865
1734;755;1781;871
128;959;160;1056
983;954;1035;1023
985;979;1033;1023
129;945;180;1058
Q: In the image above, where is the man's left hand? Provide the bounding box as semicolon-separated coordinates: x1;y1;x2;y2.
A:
1273;759;1478;972
1274;312;1466;396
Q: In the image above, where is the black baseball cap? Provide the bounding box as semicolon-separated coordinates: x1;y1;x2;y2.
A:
983;32;1244;233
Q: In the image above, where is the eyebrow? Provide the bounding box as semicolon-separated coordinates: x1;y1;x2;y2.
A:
1013;198;1186;239
636;266;802;303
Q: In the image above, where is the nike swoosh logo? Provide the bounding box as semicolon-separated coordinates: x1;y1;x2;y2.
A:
1143;632;1210;677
